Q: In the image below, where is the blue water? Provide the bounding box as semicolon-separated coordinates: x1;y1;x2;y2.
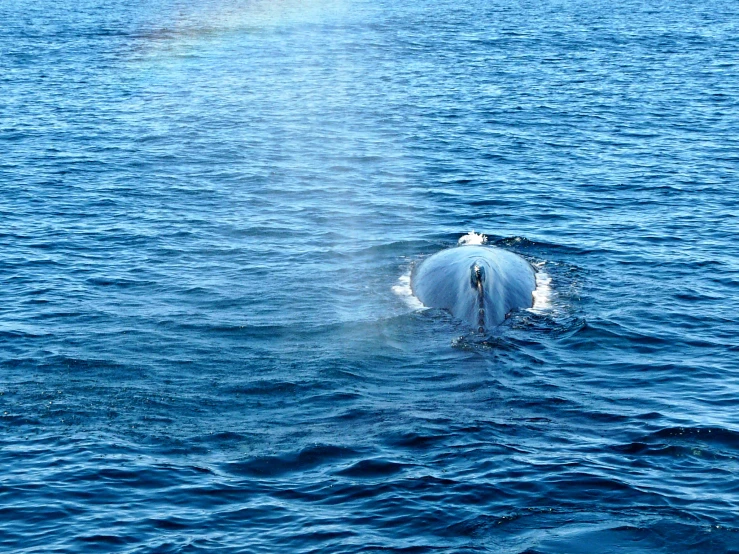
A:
2;0;739;551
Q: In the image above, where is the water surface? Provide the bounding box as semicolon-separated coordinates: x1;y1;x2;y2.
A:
2;0;739;551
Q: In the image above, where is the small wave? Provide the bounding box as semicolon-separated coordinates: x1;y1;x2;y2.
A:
223;444;360;478
495;236;535;248
336;458;408;478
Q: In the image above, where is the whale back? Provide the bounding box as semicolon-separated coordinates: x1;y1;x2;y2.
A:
411;245;536;331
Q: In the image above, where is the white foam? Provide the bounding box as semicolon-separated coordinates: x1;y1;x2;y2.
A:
458;231;487;246
530;261;553;313
392;270;425;310
481;84;504;97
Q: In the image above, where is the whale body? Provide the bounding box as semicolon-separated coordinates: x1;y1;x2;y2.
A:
411;245;536;332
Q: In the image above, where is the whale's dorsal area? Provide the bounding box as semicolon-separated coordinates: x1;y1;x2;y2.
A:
411;245;536;332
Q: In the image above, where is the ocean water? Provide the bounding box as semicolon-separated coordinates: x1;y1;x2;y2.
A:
2;0;739;551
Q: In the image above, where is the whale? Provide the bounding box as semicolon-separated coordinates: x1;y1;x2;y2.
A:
411;245;536;333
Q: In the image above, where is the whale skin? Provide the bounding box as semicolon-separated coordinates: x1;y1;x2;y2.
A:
411;245;536;332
